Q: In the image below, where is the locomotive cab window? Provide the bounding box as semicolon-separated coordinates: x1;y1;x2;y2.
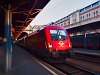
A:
50;29;67;40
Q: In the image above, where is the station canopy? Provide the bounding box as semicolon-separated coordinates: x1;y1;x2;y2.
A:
0;0;50;41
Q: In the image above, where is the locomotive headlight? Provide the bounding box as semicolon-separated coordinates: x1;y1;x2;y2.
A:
69;42;71;47
48;43;52;48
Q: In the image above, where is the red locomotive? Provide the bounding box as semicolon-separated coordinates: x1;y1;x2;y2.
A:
18;25;72;58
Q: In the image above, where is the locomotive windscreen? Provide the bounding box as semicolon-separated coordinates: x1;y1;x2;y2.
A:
50;29;67;40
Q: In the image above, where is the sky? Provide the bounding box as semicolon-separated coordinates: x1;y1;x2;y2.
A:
30;0;99;26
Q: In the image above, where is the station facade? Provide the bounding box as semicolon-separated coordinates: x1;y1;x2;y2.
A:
52;0;100;36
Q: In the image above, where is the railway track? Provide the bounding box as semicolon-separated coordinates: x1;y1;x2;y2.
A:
20;46;100;74
72;52;100;64
32;50;100;74
29;51;98;75
51;62;97;75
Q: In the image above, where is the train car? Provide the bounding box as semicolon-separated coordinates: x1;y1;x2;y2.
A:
18;25;72;59
71;33;100;49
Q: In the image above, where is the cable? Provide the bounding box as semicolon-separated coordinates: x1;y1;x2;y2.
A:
39;0;65;18
45;0;64;15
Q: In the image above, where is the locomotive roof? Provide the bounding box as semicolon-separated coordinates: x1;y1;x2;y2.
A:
27;25;66;37
39;25;65;30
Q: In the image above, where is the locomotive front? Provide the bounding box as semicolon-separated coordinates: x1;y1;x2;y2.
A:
45;26;72;58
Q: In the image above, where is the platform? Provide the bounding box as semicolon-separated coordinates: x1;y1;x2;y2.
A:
72;48;100;56
0;45;59;75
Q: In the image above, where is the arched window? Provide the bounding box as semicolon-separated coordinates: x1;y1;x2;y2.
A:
93;11;96;17
83;16;84;20
89;13;90;18
87;14;88;19
96;11;98;16
80;16;82;20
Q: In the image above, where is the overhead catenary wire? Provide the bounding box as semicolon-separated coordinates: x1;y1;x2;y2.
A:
43;0;65;16
33;0;65;21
